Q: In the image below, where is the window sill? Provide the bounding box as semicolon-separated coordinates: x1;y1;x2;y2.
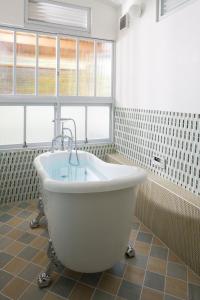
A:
0;141;114;153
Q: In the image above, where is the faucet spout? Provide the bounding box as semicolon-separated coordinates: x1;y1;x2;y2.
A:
51;118;79;166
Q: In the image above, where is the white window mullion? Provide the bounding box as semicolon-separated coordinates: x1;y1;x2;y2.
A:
55;102;61;136
76;38;79;96
111;42;115;100
13;31;16;95
54;103;60;137
35;33;39;96
56;36;60;96
85;105;88;143
23;105;27;147
94;41;97;97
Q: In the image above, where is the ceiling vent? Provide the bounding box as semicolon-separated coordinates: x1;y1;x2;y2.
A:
120;14;129;30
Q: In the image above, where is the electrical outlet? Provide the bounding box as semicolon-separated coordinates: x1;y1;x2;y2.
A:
152;156;166;170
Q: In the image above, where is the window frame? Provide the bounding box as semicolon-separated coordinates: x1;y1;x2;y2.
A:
25;0;92;34
157;0;197;21
0;25;115;150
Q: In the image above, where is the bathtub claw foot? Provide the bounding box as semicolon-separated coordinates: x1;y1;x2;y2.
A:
30;197;45;229
38;240;60;288
38;272;52;288
126;245;135;258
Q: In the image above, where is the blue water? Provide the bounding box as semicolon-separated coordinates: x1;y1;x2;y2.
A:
46;157;107;183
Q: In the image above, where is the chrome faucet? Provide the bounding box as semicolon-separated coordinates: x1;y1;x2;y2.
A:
51;118;79;166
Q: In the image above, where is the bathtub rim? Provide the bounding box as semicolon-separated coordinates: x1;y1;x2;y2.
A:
34;150;146;194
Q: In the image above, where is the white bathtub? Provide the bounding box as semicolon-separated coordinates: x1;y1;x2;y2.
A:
34;150;146;273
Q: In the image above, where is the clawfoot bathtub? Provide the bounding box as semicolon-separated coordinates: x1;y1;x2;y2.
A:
32;150;146;287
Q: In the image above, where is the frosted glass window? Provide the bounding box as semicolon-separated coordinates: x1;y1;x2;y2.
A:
27;0;90;32
87;106;110;140
160;0;191;16
79;40;94;96
96;42;112;97
61;106;85;140
0;106;24;145
60;38;77;96
26;106;54;143
38;35;56;95
16;32;36;95
0;30;14;94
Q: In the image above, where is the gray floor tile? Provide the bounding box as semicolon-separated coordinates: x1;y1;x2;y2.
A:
0;214;12;223
167;262;187;280
19;264;41;282
107;261;126;277
118;280;142;300
93;289;115;300
41;229;49;238
0;270;13;290
0;293;11;300
189;283;200;300
17;210;32;218
55;264;65;275
0;206;10;212
80;272;102;287
150;245;168;260
51;276;75;298
0;252;13;268
164;295;180;300
144;271;165;292
18;232;36;244
17;221;31;231
18;246;38;260
127;254;148;269
0;224;12;235
18;203;29;209
19;284;46;300
137;232;153;244
0;237;13;250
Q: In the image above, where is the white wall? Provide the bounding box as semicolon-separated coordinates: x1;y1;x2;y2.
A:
0;0;118;40
116;0;200;113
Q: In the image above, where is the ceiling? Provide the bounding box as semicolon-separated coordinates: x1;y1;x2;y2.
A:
109;0;123;5
100;0;123;7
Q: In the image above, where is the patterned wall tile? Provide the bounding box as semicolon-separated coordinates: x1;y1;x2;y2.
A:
115;107;200;196
0;144;115;205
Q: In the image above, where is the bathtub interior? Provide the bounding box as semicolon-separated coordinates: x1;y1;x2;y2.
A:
38;150;145;183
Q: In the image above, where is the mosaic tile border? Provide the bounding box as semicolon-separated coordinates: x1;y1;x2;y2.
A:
114;107;200;196
0;144;115;205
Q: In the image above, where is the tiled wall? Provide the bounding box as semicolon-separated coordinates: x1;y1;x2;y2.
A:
115;107;200;196
1;107;199;205
0;144;115;205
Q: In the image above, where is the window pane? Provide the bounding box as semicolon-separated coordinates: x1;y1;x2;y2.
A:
38;35;56;95
26;106;54;143
96;42;112;97
28;0;90;32
61;106;85;140
0;30;13;94
16;32;36;95
79;40;94;96
60;38;77;96
87;106;110;140
0;106;24;145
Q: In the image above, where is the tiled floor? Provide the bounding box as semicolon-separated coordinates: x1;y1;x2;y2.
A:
0;202;200;300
